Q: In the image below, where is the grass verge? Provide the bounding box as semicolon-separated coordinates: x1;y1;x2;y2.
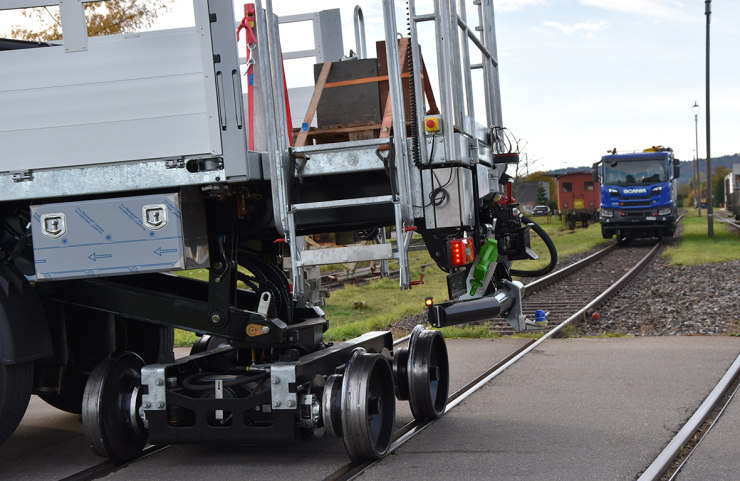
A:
171;219;611;346
662;210;740;265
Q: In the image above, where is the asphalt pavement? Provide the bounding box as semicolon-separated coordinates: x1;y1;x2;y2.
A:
1;337;739;481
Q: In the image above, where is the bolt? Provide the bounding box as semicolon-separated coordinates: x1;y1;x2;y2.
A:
142;402;151;409
155;401;165;409
427;139;432;144
155;379;164;386
262;326;270;334
211;314;221;324
272;377;280;384
286;400;296;408
214;261;224;270
289;337;294;341
273;401;281;408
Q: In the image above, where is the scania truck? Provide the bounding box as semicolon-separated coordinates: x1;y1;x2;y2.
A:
595;146;680;241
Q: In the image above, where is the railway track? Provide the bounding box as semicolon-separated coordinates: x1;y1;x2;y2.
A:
716;211;740;232
50;238;667;481
638;350;740;480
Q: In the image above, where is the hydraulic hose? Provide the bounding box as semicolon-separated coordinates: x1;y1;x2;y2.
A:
509;214;558;277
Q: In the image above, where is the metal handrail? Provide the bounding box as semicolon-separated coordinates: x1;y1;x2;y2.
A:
353;6;367;59
254;0;287;237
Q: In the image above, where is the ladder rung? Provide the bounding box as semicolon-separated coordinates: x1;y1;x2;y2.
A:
292;195;393;212
299;243;394;267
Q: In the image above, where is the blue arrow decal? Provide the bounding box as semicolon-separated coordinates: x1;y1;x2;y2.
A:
154;247;178;256
88;252;112;261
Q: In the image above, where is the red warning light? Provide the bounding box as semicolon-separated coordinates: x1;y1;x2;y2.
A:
448;238;475;267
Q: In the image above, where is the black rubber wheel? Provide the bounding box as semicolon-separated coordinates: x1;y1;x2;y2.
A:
39;369;88;415
616;231;630;245
117;318;174;364
0;361;33;446
41;319;173;415
407;327;449;421
341;349;396;463
82;352;147;462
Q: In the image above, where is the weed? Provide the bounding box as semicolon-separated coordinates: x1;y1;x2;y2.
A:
559;324;581;338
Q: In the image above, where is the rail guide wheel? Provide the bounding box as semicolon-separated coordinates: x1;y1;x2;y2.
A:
81;352;148;462
394;326;450;421
323;348;396;462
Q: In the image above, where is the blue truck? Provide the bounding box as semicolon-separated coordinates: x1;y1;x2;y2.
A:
594;146;680;241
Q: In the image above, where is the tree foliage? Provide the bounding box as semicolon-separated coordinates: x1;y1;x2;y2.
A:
536;184;548;206
10;0;171;41
713;166;731;207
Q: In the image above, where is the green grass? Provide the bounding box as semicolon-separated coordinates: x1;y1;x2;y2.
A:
323;253;448;342
175;329;198;348
663;209;740;266
171;221;610;346
511;220;610;273
437;323;503;339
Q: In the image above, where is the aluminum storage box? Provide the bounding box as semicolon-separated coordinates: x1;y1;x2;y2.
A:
30;192;208;281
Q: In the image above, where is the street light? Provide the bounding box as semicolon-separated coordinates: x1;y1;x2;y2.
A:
692;101;701;216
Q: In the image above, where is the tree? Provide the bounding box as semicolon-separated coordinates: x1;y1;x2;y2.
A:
536;184;548;206
10;0;171;41
712;166;731;208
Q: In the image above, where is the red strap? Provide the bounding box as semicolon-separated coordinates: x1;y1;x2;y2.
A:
237;4;293;149
237;4;257;45
238;5;258;150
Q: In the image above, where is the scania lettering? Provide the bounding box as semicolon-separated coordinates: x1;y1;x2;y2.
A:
593;146;680;241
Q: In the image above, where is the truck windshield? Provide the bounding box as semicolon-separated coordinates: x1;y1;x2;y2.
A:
603;159;668;185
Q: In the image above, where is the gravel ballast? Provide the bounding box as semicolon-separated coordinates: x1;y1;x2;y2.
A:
393;231;740;338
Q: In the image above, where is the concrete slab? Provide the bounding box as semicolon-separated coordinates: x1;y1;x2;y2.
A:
360;337;740;481
4;338;739;480
97;339;530;481
676;372;740;480
0;339;529;480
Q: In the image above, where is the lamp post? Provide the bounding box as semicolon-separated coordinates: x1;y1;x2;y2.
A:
692;101;701;216
705;0;713;236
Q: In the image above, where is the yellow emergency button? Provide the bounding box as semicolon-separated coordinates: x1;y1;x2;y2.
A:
424;116;440;132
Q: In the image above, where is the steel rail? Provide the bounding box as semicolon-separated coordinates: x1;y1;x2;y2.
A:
57;445;169;481
522;242;618;297
637;352;740;481
326;241;664;481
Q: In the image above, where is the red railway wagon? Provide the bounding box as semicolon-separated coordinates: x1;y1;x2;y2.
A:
556;172;600;229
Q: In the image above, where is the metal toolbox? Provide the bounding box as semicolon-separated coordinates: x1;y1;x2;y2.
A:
30;192;208;281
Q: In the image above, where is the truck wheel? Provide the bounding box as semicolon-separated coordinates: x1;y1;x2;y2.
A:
601;229;613;239
616;231;630;245
38;369;88;414
40;319;173;415
117;318;174;365
0;361;33;446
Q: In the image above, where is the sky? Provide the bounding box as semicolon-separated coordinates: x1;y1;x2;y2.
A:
2;0;738;173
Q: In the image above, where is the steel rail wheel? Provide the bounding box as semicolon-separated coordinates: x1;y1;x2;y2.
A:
322;374;344;438
341;348;396;463
82;352;148;462
407;326;450;421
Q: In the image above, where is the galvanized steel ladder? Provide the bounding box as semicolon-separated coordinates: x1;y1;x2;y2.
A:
254;0;504;303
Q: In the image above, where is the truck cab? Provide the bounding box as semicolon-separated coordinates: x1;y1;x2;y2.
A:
596;147;680;240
